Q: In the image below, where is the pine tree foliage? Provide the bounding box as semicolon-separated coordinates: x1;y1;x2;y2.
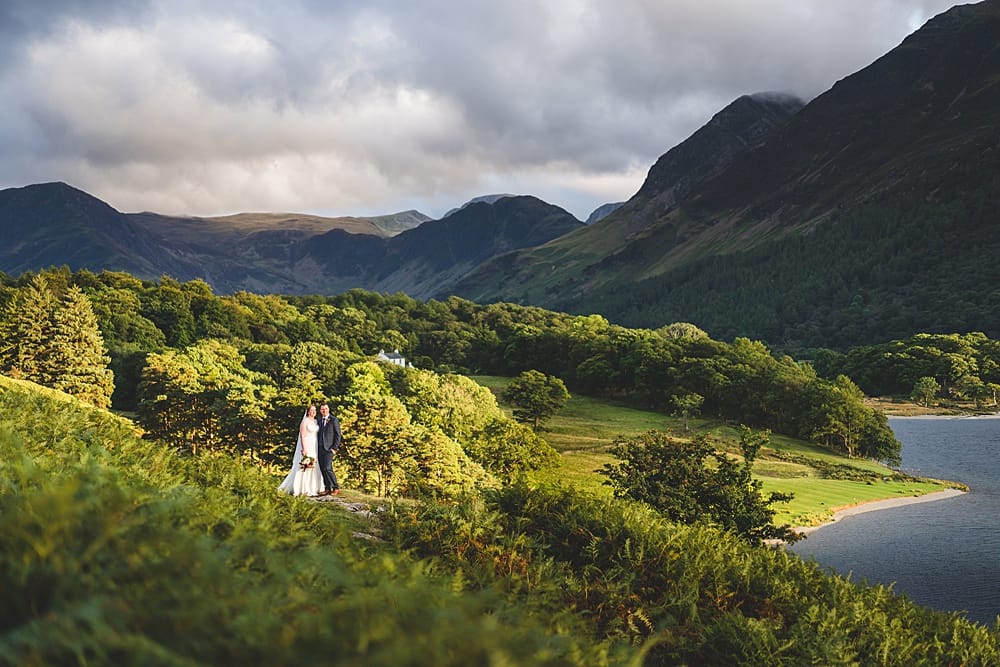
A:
0;274;57;383
0;276;114;408
559;199;1000;350
49;285;115;408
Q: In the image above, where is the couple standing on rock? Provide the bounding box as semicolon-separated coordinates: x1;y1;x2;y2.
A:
277;402;342;497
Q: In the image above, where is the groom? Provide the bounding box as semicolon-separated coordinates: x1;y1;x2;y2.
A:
316;402;342;496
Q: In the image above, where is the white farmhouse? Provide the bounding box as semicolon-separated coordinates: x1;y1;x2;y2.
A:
376;348;409;367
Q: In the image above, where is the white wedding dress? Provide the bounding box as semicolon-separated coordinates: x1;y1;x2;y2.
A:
277;416;324;496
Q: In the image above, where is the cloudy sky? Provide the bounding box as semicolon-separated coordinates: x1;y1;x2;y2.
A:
0;0;959;221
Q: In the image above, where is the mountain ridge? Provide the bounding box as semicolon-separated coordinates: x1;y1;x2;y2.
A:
444;91;806;303
0;181;582;298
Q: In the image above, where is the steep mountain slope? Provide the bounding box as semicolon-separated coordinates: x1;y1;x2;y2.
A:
450;2;1000;348
585;202;624;225
447;92;805;303
0;182;194;279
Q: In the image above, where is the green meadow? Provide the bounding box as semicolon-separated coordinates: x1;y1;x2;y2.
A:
473;375;958;529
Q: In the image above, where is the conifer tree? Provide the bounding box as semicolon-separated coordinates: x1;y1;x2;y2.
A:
0;274;58;383
50;286;115;408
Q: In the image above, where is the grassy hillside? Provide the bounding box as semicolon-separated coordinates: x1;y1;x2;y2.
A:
474;375;956;527
0;375;613;665
4;373;996;664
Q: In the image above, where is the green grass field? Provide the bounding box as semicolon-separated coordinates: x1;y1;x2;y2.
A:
473;375;955;528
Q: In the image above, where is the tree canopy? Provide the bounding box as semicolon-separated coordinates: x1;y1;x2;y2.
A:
0;269;922;468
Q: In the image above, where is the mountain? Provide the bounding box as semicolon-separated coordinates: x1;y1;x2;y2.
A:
367;210;431;235
448;2;1000;349
0;183;579;298
574;92;802;233
585;202;624;225
6;4;1000;351
0;182;435;293
443;194;517;218
447;91;805;305
298;195;583;298
0;182;196;279
122;208;429;292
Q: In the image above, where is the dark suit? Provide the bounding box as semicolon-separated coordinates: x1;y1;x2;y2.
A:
317;412;342;492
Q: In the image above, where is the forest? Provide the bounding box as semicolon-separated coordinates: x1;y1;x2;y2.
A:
560;198;1000;351
813;331;1000;406
0;267;912;482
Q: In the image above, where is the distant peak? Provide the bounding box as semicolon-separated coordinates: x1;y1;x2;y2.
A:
18;181;80;193
3;181;118;211
746;91;806;109
585;202;625;225
444;193;518;218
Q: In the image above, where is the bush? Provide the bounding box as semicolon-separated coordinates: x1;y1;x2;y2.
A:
383;482;1000;666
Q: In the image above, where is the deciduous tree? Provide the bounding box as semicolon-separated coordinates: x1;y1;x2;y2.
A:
137;340;274;458
671;392;704;431
466;417;559;478
601;428;799;545
911;376;941;406
502;370;570;430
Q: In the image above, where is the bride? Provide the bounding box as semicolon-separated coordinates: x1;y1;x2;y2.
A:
277;405;325;497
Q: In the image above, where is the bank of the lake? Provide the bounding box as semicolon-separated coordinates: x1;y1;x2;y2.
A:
757;426;959;530
792;487;966;536
501;375;962;531
790;415;1000;625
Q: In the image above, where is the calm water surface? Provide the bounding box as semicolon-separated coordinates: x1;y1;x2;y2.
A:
788;416;1000;626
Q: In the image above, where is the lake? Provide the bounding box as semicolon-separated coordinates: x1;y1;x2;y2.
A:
788;415;1000;626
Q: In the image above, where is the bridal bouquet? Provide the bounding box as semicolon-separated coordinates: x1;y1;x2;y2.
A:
300;455;315;470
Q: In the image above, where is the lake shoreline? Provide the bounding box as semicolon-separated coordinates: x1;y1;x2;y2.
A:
782;411;985;535
788;418;998;624
869;398;1000;418
792;488;967;537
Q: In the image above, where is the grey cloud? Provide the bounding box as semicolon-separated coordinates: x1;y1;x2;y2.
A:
0;0;151;58
0;0;960;219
